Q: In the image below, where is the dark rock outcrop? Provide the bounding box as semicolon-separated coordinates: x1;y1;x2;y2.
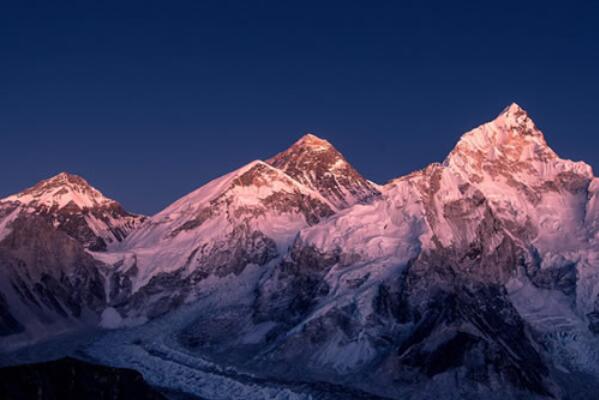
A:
0;357;166;400
0;215;107;338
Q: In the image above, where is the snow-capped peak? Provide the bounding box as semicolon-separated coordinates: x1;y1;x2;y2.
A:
500;101;528;117
149;159;334;226
268;133;380;209
440;104;594;253
119;158;337;286
0;172;145;251
292;133;334;152
443;103;594;182
2;172;114;211
445;103;560;171
496;102;544;137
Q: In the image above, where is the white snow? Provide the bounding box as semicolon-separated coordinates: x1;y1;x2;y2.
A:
2;172;114;211
0;172;144;250
118;160;336;290
0;206;21;242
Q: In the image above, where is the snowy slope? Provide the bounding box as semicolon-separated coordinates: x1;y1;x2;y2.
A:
4;172;113;210
121;160;334;285
102;160;337;320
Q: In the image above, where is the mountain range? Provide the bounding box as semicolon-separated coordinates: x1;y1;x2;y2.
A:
1;103;599;399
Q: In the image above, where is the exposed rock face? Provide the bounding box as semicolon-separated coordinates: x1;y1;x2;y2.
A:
0;357;166;400
0;292;24;336
378;283;554;397
253;241;338;324
0;172;145;251
268;133;380;209
0;215;106;344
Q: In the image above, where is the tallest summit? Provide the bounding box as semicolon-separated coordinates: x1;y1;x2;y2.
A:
292;133;333;151
268;133;380;209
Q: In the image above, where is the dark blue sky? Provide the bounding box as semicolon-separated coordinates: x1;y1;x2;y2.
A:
1;1;598;214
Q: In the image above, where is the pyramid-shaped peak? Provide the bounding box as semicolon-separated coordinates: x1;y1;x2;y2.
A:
493;102;539;133
54;171;79;179
2;172;144;250
293;133;333;150
445;103;558;169
454;103;543;148
3;172;114;210
268;133;380;209
500;102;528;116
32;172;99;195
48;171;92;187
55;171;77;179
268;133;343;174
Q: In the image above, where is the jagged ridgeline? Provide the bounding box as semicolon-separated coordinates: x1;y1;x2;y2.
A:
1;104;599;400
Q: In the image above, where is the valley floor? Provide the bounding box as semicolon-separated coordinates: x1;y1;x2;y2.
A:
0;302;390;400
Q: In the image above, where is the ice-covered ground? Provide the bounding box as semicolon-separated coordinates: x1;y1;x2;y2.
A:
0;301;389;400
0;266;388;400
508;276;599;377
85;303;311;400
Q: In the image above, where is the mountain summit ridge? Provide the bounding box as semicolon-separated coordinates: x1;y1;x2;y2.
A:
291;133;333;151
3;171;114;211
0;172;144;251
445;103;593;183
268;132;380;209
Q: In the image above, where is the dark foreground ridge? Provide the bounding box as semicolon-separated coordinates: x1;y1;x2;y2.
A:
0;357;166;400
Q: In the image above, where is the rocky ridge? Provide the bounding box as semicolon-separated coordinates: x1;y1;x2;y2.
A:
268;133;380;209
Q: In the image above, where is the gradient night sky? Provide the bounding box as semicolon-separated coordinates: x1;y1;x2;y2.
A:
1;1;598;215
